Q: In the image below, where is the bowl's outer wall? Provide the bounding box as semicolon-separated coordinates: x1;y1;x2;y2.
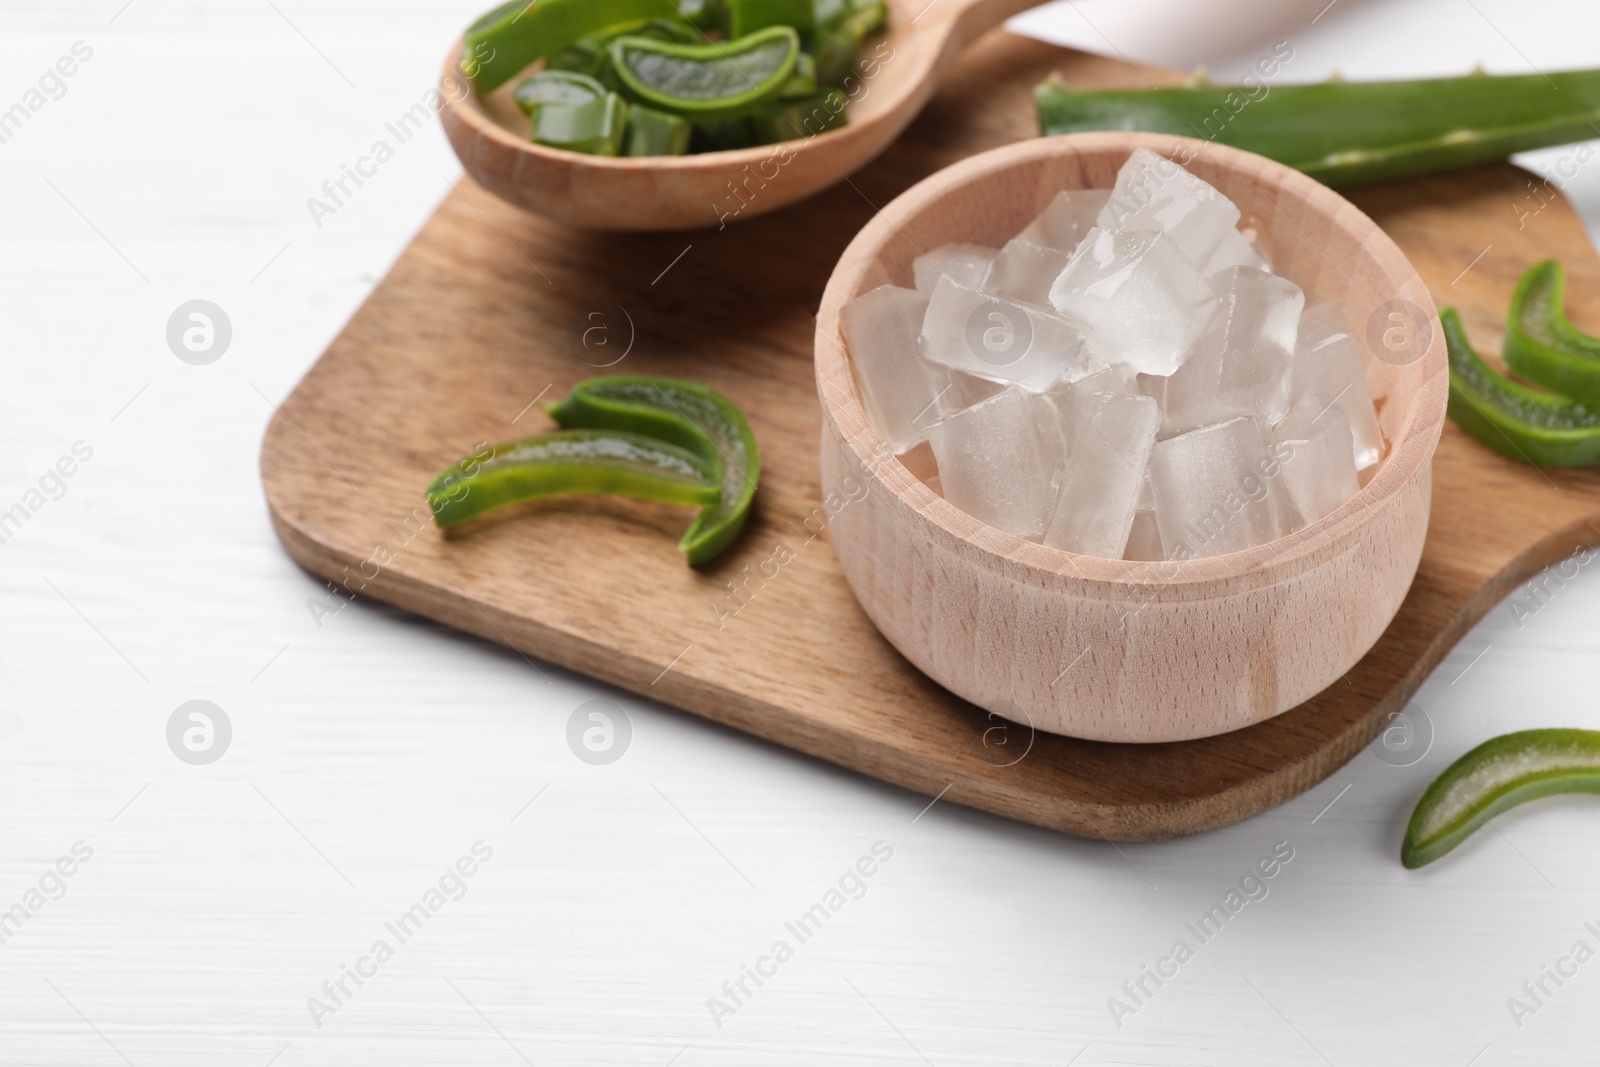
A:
815;133;1447;743
820;422;1432;742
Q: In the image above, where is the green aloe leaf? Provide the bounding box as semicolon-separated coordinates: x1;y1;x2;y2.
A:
1404;729;1600;868
1036;69;1600;188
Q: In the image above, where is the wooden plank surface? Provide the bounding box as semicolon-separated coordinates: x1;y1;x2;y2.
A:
261;32;1600;840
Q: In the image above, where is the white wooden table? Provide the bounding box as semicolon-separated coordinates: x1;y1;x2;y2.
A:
3;1;1600;1063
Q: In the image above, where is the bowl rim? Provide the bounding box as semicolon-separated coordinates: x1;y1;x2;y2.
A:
814;131;1449;595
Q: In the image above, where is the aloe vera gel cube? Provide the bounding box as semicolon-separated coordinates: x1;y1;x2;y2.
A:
986;239;1072;307
1049;227;1216;378
838;152;1379;559
913;243;996;294
1292;302;1385;470
1149;416;1283;558
1162;266;1304;436
922;276;1088;393
1272;395;1360;528
1098;147;1242;268
1020;189;1111;251
1043;391;1161;557
926;388;1056;541
840;285;939;453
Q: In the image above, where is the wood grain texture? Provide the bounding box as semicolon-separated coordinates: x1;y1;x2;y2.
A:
816;132;1446;743
441;0;1044;231
262;32;1600;840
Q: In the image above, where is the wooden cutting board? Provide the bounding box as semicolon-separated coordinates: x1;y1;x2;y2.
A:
261;33;1600;841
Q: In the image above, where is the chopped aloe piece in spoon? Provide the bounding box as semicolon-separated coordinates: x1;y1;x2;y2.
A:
547;35;613;81
609;25;800;120
814;0;852;32
1504;260;1600;408
691;115;760;152
427;429;720;529
629;17;707;43
779;52;818;100
1444;306;1600;467
753;88;847;143
514;70;607;116
625;104;693;155
842;1;886;38
726;0;815;40
813;2;886;85
1402;729;1600;868
532;94;629;155
814;33;858;88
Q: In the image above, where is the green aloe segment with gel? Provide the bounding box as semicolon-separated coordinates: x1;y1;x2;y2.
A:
1444;306;1600;467
1504;260;1600;408
1403;729;1600;868
514;69;608;116
531;93;630;155
624;104;694;155
427;429;720;529
608;25;801;120
545;376;760;566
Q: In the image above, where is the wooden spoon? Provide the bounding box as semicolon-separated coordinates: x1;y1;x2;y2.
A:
439;0;1047;231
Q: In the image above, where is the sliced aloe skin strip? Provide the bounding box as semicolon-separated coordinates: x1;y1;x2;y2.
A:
1403;730;1600;868
427;429;720;529
545;377;760;566
1504;260;1600;408
462;0;687;93
1444;307;1600;467
1035;69;1600;188
608;25;801;121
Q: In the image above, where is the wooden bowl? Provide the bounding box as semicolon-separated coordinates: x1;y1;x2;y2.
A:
437;0;1044;232
814;133;1449;744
